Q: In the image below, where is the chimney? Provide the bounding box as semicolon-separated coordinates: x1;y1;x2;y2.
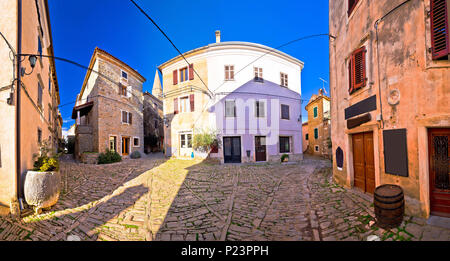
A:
215;30;221;43
319;89;323;96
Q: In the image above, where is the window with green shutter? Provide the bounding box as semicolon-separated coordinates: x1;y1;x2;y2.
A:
314;128;318;139
313;107;318;118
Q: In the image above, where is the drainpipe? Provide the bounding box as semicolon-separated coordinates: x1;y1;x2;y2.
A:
14;0;23;214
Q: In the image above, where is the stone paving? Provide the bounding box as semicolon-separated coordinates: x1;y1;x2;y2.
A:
0;154;449;241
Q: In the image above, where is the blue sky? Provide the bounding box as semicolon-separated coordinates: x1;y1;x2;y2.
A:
48;0;329;133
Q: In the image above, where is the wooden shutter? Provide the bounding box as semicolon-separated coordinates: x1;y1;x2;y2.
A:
173;70;178;85
122;111;127;123
350;46;367;93
348;59;353;92
129;112;132;124
189;94;195;112
431;0;449;59
173;98;178;114
189;64;194;80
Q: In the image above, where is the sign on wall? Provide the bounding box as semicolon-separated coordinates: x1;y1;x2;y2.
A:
383;129;409;177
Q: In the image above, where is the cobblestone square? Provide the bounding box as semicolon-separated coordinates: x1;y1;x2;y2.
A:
0;155;449;241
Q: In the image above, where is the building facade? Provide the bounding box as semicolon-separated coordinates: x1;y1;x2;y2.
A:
0;0;61;214
302;122;309;153
329;0;450;218
143;87;164;153
304;89;331;158
72;48;146;160
158;31;304;163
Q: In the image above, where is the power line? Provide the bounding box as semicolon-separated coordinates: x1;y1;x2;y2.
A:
129;0;210;95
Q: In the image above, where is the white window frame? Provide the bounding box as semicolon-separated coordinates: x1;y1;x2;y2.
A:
179;67;189;83
225;99;236;118
178;95;190;113
109;135;118;152
224;65;235;81
279;136;292;154
121;110;131;125
281;104;290;120
255;100;266;118
254;67;263;79
133;137;140;147
280;72;288;87
180;133;192;149
121;70;128;81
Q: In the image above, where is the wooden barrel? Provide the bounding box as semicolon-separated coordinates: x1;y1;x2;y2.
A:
374;184;404;229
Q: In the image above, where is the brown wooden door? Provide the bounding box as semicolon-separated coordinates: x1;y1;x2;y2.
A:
352;132;375;193
428;128;450;217
122;137;130;156
255;136;266;162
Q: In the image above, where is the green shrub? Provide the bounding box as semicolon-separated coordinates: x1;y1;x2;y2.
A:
130;151;141;159
33;139;60;172
193;130;220;152
98;149;122;164
281;154;289;162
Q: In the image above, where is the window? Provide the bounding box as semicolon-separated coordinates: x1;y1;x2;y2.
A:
48;69;52;93
280;72;288;87
255;100;265;118
225;100;236;117
279;136;290;153
430;0;449;60
315;145;319;152
120;83;127;96
181;134;192;148
121;70;128;80
305;133;309;140
314;128;318;139
37;128;42;143
348;0;360;16
109;136;117;152
281;104;290;120
48;109;51;125
133;137;140;147
313;106;318;118
348;46;367;94
225;65;234;80
38;36;42;56
173;70;178;85
37;82;43;109
121;111;132;124
180;67;188;82
179;96;189;113
254;67;263;82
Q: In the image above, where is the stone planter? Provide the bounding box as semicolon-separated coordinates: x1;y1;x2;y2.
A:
24;170;61;213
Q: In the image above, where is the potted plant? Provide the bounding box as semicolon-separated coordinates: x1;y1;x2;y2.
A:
192;129;221;157
24;140;61;214
281;154;289;163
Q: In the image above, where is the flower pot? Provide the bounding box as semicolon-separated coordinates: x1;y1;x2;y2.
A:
24;170;61;212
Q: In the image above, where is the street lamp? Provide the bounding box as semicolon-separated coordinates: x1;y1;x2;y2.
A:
20;55;37;76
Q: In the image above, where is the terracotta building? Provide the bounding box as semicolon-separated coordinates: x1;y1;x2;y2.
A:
0;0;61;215
302;122;309;153
304;89;331;158
329;0;450;218
72;48;146;161
143;73;164;153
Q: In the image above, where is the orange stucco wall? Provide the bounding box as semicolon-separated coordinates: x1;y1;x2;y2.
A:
329;0;450;218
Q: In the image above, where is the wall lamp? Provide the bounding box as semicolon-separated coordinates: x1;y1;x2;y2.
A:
20;55;37;76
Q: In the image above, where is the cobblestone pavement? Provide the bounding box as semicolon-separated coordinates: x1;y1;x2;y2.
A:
0;155;449;241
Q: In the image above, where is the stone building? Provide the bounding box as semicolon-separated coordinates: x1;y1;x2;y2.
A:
304;89;331;158
0;0;61;214
143;73;163;153
72;48;146;161
158;31;304;163
329;0;450;218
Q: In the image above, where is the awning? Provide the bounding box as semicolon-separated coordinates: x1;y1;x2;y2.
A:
71;101;94;119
